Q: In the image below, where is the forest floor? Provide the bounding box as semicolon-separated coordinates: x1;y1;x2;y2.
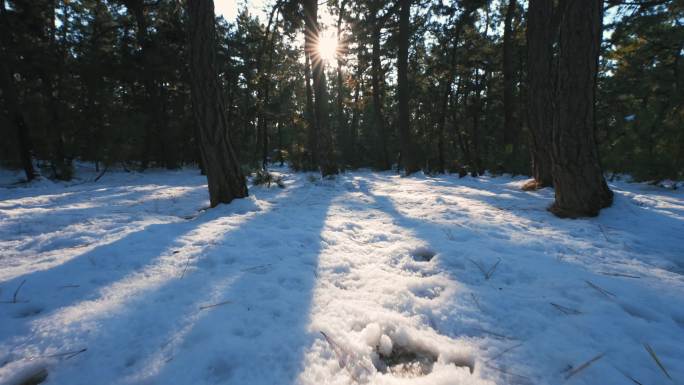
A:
0;166;683;385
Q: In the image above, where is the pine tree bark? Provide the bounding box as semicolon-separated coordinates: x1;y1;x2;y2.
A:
186;0;247;207
525;0;554;189
369;1;390;170
502;0;516;152
304;0;338;177
549;0;612;217
397;0;419;175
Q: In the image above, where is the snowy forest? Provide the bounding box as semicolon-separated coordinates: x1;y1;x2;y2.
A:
0;0;683;384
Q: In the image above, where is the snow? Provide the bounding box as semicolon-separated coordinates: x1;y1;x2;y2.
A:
1;167;683;385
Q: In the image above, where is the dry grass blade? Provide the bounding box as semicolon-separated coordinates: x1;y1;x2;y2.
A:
470;293;483;312
564;353;605;380
643;343;672;380
468;258;501;280
615;367;644;385
1;280;28;304
484;362;531;382
486;259;502;279
599;272;640;279
486;342;523;363
13;279;26;303
199;300;232;310
550;302;581;315
585;280;616;298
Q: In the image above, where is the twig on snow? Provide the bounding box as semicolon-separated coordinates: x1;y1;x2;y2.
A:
598;224;612;242
1;280;28;304
643;343;672;380
13;280;26;303
599;271;640;279
563;353;605;380
199;300;232;310
44;348;88;360
585;280;616;298
485;342;523;363
470;293;483;312
180;254;192;279
550;302;582;315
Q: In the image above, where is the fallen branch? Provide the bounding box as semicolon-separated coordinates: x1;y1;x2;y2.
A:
564;353;605;380
199;300;232;310
643;343;672;380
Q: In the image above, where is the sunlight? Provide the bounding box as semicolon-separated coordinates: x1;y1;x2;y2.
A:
317;30;338;64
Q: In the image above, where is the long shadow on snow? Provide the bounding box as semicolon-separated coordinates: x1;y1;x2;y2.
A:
13;179;338;385
0;181;280;339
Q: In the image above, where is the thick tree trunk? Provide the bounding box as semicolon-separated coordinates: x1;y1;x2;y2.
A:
186;0;247;207
370;2;390;170
549;0;612;217
502;0;516;151
397;0;419;175
525;0;555;189
0;59;36;181
304;0;338;176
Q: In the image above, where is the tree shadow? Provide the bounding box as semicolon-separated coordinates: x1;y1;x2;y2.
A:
1;177;339;385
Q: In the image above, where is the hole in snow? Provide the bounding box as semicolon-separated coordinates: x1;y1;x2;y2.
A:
373;343;437;378
410;247;436;262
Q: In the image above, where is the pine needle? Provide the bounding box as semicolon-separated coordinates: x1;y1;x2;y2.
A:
564;353;605;380
643;343;672;380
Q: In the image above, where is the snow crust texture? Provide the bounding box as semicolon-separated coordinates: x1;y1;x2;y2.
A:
1;168;683;385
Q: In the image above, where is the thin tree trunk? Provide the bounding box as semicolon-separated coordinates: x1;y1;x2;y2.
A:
370;2;389;170
336;0;347;166
502;0;516;153
398;0;419;175
524;0;555;189
304;46;317;169
549;0;612;217
186;0;247;207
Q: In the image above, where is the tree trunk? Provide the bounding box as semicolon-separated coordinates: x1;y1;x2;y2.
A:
502;0;516;152
397;0;419;175
0;59;36;181
549;0;612;217
186;0;247;207
304;0;338;176
304;41;317;169
525;0;555;189
370;2;390;170
336;0;347;166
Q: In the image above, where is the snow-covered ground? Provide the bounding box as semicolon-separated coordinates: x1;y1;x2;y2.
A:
0;167;682;385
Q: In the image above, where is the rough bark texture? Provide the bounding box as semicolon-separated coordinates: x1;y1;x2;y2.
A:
549;0;612;217
502;0;516;149
397;0;419;175
304;0;338;177
525;0;555;189
186;0;247;207
370;1;390;170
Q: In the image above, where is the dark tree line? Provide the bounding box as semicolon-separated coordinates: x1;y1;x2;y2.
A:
1;0;682;215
